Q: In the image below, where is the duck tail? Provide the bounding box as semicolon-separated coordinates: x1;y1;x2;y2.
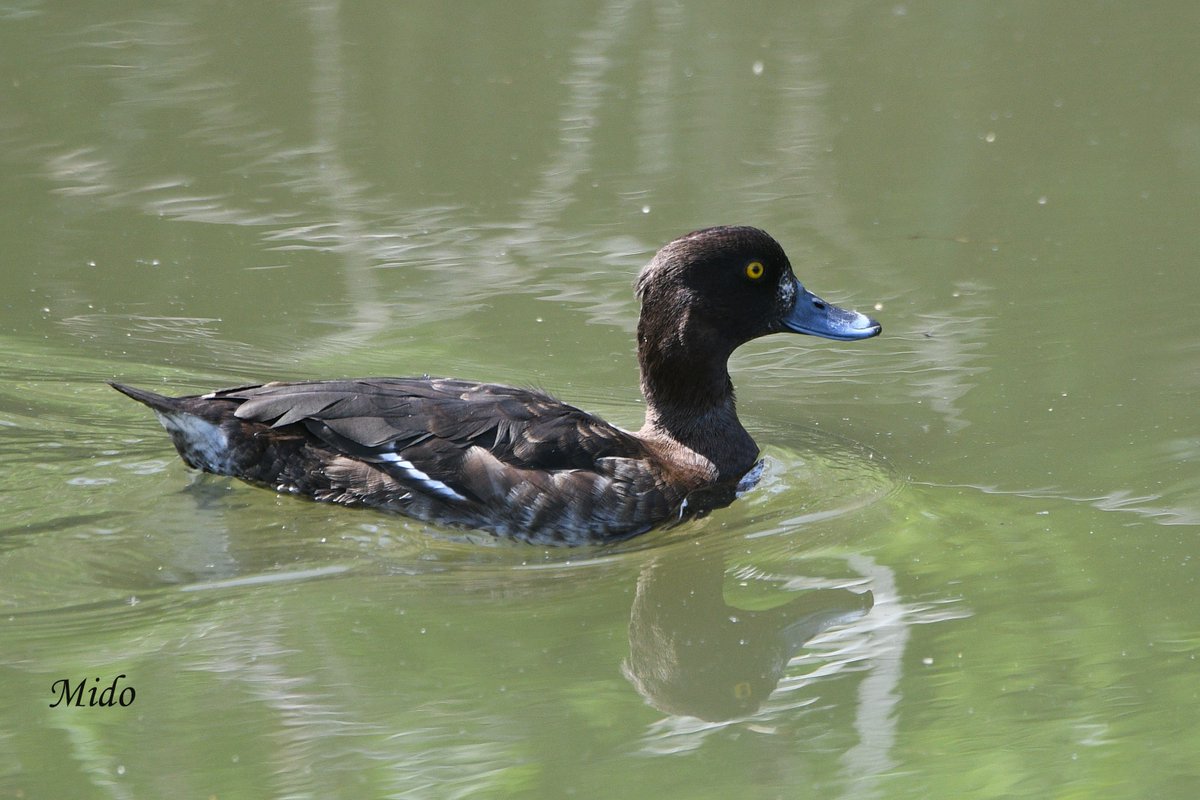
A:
108;382;184;414
110;381;240;474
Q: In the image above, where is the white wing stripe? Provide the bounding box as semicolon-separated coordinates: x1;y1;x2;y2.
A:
378;452;466;501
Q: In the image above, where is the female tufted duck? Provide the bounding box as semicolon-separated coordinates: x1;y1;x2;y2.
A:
111;226;880;545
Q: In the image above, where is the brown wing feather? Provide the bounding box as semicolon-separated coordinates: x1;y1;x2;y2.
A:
219;377;647;472
203;378;684;542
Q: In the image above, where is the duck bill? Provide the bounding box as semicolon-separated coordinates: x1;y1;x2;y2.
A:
782;283;882;341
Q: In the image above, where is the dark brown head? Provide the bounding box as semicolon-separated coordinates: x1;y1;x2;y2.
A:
635;226;880;394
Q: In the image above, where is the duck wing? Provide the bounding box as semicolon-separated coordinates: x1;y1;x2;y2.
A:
220;377;642;469
213;378;675;541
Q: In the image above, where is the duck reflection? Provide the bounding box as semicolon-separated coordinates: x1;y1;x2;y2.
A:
622;549;872;721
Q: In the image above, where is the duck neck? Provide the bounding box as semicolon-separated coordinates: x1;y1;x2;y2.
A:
636;331;758;480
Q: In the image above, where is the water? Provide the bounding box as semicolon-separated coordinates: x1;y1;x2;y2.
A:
3;3;1199;798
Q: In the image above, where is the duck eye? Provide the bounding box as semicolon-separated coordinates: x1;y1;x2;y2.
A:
744;261;765;280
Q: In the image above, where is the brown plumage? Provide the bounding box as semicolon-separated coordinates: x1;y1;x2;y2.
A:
111;226;881;545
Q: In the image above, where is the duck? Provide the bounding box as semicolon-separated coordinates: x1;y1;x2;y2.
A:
111;226;881;545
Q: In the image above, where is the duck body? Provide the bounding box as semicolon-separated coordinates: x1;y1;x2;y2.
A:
112;226;880;545
111;378;691;544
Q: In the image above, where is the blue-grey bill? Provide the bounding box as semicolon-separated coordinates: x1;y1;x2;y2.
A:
783;284;882;341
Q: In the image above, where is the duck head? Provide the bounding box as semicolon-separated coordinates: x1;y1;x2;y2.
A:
636;226;879;389
634;226;881;473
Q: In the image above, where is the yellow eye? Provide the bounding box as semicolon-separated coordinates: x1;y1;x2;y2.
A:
745;261;764;280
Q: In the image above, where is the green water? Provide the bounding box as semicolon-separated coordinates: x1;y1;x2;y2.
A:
3;3;1198;798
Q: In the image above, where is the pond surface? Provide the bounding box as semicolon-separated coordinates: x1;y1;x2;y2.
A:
3;3;1199;798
